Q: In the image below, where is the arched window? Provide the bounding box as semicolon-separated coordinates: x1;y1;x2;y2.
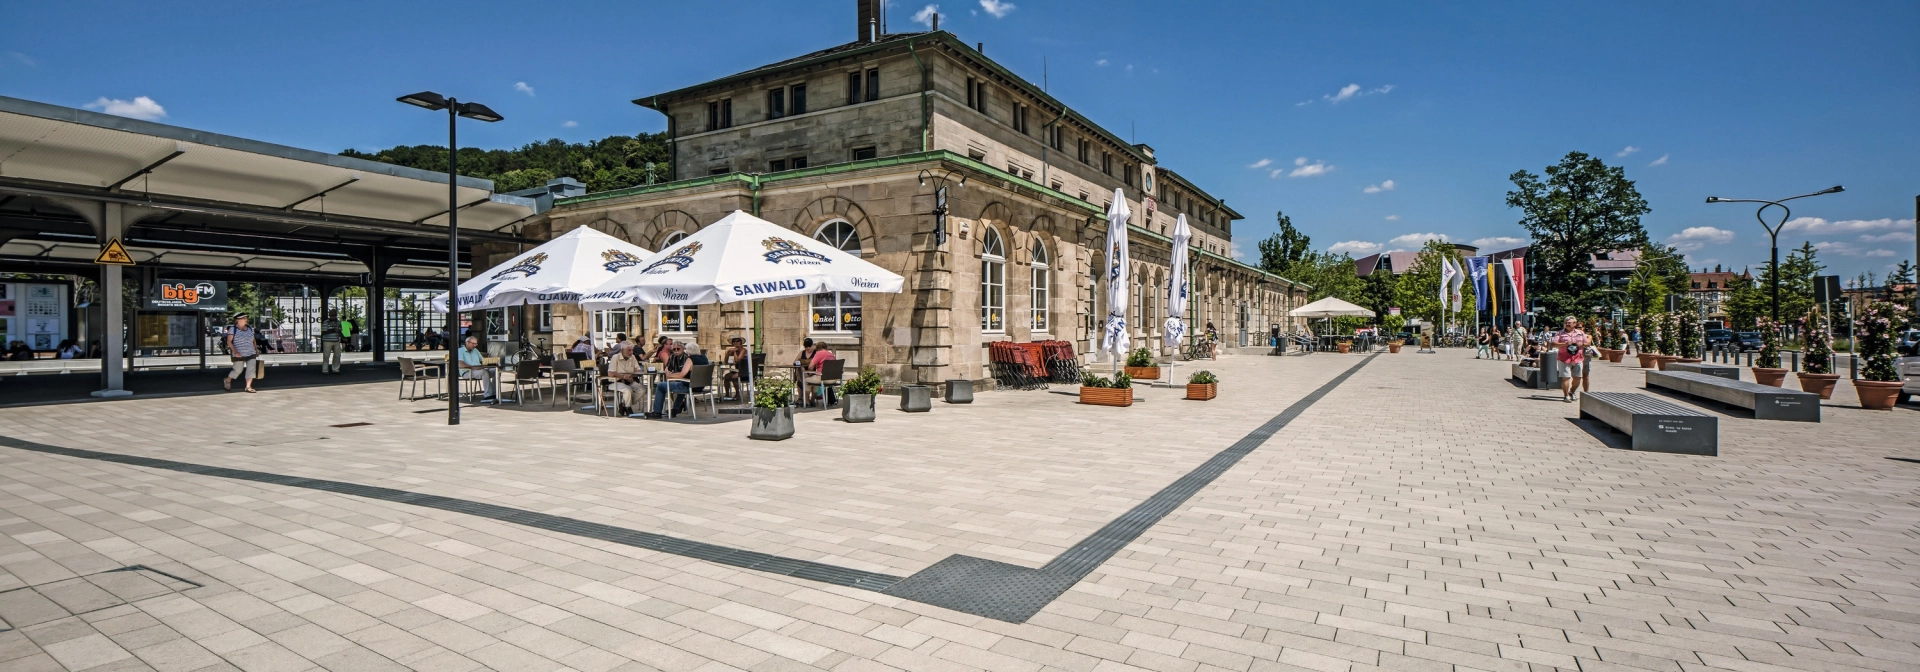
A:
980;227;1005;333
656;231;696;333
1030;238;1050;332
811;221;862;333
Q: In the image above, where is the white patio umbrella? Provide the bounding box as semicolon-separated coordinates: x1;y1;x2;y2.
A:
1098;188;1131;370
578;210;905;403
430;226;654;314
1162;214;1192;386
1289;297;1376;352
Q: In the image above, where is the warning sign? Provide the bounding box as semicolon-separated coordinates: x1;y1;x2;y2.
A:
95;238;135;265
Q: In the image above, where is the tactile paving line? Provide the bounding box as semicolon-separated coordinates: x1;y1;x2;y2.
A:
0;354;1374;622
883;354;1377;622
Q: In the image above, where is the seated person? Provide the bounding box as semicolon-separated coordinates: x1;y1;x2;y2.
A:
458;336;497;402
567;336;594;361
802;343;838;406
720;337;748;400
7;341;33;361
605;342;644;416
649;342;694;418
56;339;82;359
687;346;710;366
647;335;673;365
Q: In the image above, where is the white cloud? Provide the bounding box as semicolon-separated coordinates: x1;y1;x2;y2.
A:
1095;58;1108;66
1782;217;1911;235
1667;226;1735;253
1229;242;1245;260
1287;157;1331;178
912;4;939;26
1471;236;1526;249
1362;179;1395;193
1247;158;1272;170
1815;241;1898;258
1616;146;1639;157
5;52;33;67
1329;240;1383;255
979;0;1014;18
1861;230;1916;243
84;96;166;120
514;82;535;97
1384;215;1400;221
1305;83;1393;106
1388;232;1450;249
1648;154;1668;166
562;120;578;128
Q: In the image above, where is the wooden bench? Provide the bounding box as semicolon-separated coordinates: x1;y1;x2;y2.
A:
1579;392;1719;456
1645;370;1820;422
1511;362;1557;389
1665;362;1740;380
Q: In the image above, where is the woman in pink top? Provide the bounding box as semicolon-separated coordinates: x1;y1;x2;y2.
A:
1554;317;1590;402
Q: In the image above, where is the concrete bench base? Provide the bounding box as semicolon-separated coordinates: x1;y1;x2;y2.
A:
1511;363;1557;389
1665;362;1741;380
1646;370;1820;422
1580;391;1719;456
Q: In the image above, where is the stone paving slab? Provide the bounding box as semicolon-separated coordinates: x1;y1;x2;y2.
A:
0;350;1914;671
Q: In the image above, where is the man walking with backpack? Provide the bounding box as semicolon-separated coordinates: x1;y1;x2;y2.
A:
320;311;343;374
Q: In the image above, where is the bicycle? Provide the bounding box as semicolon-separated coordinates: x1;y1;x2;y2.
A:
1182;336;1217;361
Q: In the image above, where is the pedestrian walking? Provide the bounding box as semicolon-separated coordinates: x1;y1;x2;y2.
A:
224;314;259;393
1475;327;1492;359
1553;317;1589;403
319;311;344;374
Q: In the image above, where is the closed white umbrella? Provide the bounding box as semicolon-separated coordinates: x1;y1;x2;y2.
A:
1099;188;1131;368
578;210;903;310
430;226;653;313
1164;214;1191;350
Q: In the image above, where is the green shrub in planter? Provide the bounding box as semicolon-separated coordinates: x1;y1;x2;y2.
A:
842;367;882;396
749;378;795;440
1125;347;1155;367
754;377;794;408
1802;309;1832;374
1756;317;1782;368
1081;371;1133;388
1188;370;1218;384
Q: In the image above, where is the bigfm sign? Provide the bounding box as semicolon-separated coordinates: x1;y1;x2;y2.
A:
145;280;228;311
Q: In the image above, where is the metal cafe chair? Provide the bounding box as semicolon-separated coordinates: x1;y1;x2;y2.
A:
668;364;718;420
397;357;442;401
549;358;588;408
504;359;545;405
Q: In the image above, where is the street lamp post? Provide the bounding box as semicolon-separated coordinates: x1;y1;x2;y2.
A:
398;91;503;426
1705;186;1843;324
916;169;967;247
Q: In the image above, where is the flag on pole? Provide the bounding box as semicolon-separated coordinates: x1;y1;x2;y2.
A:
1439;255;1458;314
1467;256;1490;313
1447;257;1466;314
1506;257;1526;316
1164;214;1191;348
1100;188;1132;361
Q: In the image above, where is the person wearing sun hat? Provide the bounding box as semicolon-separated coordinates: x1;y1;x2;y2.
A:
223;313;259;393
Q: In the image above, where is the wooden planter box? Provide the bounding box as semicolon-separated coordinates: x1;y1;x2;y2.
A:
1123;366;1160;380
1079;386;1133;407
1185;382;1217;400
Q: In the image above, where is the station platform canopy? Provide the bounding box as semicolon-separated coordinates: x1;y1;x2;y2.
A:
0;95;539;287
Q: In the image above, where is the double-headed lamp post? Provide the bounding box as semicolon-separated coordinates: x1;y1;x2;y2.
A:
917;169;966;247
397;91;503;426
1705;186;1843;324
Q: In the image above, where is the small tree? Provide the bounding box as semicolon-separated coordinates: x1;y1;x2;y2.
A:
1756;317;1782;368
1676;307;1703;358
1802;307;1832;375
1657;312;1679;356
1855;302;1906;382
1635;313;1656;351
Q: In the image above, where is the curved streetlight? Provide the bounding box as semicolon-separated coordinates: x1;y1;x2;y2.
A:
917;169;966;247
1705;185;1843;323
398;91;503;426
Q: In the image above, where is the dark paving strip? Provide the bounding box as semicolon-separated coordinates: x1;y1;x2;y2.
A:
1888;457;1920;465
0;435;908;593
0;354;1374;623
882;353;1376;622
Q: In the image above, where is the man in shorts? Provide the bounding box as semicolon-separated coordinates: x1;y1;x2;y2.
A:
1553;317;1590;402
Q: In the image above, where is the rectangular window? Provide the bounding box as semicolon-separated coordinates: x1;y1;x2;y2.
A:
847;72;863;105
721;99;732;127
790;84;807;115
789;156;808;169
769;159;787;172
811;292;863;333
965;77;976;109
866;68;880;102
1102;152;1112;176
537;304;553;332
1032;266;1049;332
659;305;698;334
709;167;729;176
850;146;877;161
707;102;719;131
981;259;1004;332
1013;104;1028;134
767;88;786;119
966;78;989;114
1124;163;1135;187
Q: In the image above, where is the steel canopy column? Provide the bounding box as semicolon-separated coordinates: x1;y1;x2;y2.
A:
93;203;131;397
370;246;389;362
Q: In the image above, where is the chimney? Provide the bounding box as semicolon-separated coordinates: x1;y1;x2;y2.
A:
857;0;880;42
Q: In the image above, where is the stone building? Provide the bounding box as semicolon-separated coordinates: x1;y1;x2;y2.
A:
518;1;1308;386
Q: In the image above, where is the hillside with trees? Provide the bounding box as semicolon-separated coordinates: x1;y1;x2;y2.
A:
340;133;671;194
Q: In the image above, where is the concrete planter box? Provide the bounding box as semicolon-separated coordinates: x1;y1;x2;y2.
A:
1079;386;1133;407
899;385;932;412
842;394;876;423
749;407;794;441
1122;366;1160;380
1185;382;1217;401
944;379;974;403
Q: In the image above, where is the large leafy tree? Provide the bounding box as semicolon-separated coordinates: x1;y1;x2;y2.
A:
1257;211;1313;276
1505;151;1651;317
1725;242;1824;328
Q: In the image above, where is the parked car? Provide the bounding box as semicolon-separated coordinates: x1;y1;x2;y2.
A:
1898;329;1920;356
1705;329;1734;349
1735;331;1763;351
1900;356;1919;405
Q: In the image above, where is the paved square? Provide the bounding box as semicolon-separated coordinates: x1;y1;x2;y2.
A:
1;351;1915;672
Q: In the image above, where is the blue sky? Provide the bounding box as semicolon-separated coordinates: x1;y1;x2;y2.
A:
4;1;1916;281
